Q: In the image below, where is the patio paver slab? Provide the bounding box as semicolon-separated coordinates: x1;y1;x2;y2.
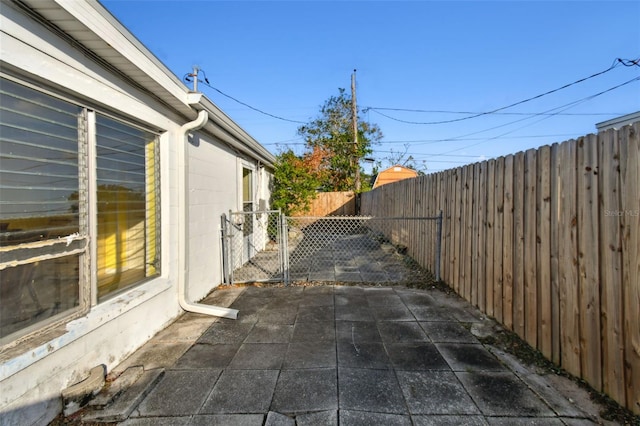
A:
227;343;287;370
385;343;450;370
338;368;407;414
436;343;507;372
339;410;411;425
200;369;279;414
270;368;338;413
456;372;555;417
284;341;336;369
133;369;220;417
396;370;480;415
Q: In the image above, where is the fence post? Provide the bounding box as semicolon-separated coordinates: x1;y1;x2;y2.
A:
221;213;230;284
228;210;236;285
281;213;290;286
435;210;443;282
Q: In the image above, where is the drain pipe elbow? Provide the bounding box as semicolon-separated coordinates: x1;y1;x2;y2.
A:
178;110;239;320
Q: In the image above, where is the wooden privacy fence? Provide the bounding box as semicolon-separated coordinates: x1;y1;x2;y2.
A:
361;123;639;415
291;191;356;217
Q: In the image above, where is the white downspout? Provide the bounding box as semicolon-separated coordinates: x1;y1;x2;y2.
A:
178;110;239;319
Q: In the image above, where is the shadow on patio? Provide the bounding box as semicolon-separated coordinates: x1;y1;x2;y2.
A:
57;283;613;425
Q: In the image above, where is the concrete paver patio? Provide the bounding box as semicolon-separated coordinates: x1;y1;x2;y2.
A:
75;284;609;425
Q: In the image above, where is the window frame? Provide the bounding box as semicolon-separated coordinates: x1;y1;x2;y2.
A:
242;166;254;212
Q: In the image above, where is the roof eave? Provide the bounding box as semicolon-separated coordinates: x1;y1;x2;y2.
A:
17;0;275;166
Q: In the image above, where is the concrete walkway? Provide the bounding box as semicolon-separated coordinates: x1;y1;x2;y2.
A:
77;284;607;425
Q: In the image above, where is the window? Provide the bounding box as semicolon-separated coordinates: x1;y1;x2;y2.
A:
242;167;253;212
240;167;254;259
96;115;160;300
0;78;84;342
0;77;160;343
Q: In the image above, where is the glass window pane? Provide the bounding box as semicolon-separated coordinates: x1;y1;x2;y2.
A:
0;255;80;342
0;78;81;245
0;78;84;343
96;115;159;300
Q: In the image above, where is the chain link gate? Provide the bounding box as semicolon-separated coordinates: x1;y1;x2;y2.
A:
222;211;442;286
222;210;286;284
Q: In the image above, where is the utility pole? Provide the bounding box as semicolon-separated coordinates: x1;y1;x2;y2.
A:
351;69;360;193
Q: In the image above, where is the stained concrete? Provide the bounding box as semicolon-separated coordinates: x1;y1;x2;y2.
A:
77;285;604;425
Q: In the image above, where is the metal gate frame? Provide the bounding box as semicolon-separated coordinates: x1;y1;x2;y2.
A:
222;210;286;284
222;211;442;285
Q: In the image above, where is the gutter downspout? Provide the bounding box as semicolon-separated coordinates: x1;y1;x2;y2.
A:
178;110;239;319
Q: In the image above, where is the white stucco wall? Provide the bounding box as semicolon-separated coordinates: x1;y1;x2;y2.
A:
186;134;240;300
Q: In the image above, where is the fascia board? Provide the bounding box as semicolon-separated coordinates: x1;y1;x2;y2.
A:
595;111;640;130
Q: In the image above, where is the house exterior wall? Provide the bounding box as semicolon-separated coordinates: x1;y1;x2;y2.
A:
0;6;183;424
0;2;273;424
187;134;268;300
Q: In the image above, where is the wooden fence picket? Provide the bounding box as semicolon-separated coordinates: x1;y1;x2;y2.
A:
494;157;505;323
598;129;625;404
577;133;601;390
537;145;552;359
513;151;525;337
524;149;538;348
486;159;496;317
503;155;514;330
550;142;561;365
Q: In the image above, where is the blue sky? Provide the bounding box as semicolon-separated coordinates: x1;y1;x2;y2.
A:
102;1;640;173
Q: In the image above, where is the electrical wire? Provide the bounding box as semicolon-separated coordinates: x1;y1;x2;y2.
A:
266;132;596;148
364;57;637;125
184;63;638;158
262;137;304;145
376;72;638;165
430;75;640;156
365;109;622;116
367;75;639;164
618;58;640;67
372;150;479;158
379;133;582;145
184;73;306;124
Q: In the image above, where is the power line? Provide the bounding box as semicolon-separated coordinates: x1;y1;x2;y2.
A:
365;109;622;116
430;75;640;156
618;58;640;67
379;133;581;145
262;137;304;145
364;57;637;125
266;131;596;147
401;159;473;164
187;72;307;124
373;150;479;158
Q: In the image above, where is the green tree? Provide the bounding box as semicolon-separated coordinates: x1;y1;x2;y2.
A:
271;149;319;216
297;88;382;192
